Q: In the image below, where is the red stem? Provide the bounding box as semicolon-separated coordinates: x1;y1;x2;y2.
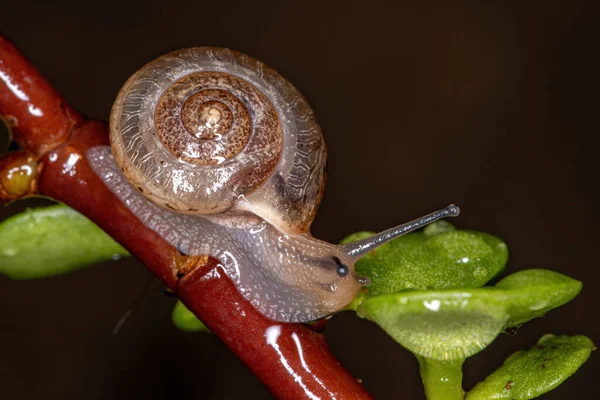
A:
0;34;372;399
0;36;83;156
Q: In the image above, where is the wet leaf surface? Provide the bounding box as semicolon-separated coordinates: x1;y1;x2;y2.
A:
0;204;129;279
466;335;595;399
356;270;582;361
357;288;508;360
495;269;582;328
341;222;508;298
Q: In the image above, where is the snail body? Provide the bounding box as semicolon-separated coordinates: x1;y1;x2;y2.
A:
87;47;459;323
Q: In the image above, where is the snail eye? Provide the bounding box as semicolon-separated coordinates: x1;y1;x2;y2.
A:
337;265;349;277
332;256;349;277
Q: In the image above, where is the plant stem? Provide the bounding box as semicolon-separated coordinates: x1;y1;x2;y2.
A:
417;356;465;400
0;36;82;156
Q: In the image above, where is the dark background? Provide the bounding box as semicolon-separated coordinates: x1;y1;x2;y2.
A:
1;1;598;399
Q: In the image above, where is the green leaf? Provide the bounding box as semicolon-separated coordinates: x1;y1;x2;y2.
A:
423;220;457;237
495;269;582;328
341;223;508;297
0;204;129;279
466;335;595;400
357;289;509;360
356;270;582;361
172;300;210;333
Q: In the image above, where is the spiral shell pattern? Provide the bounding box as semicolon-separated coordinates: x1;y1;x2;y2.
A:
110;47;326;232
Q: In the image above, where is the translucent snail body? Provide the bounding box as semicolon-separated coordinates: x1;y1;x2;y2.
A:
87;47;459;323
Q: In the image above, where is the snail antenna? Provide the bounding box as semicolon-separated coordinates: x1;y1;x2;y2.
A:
343;204;460;259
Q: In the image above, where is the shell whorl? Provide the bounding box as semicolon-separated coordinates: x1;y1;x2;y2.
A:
110;47;326;233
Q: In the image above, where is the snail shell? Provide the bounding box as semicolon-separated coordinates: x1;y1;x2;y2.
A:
109;47;326;234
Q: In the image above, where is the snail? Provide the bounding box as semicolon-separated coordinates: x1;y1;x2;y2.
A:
86;47;459;323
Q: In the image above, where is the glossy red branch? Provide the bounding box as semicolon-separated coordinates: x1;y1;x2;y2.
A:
0;36;83;156
0;34;372;399
179;258;370;399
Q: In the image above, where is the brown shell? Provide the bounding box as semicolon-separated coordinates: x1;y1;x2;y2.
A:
110;47;326;233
